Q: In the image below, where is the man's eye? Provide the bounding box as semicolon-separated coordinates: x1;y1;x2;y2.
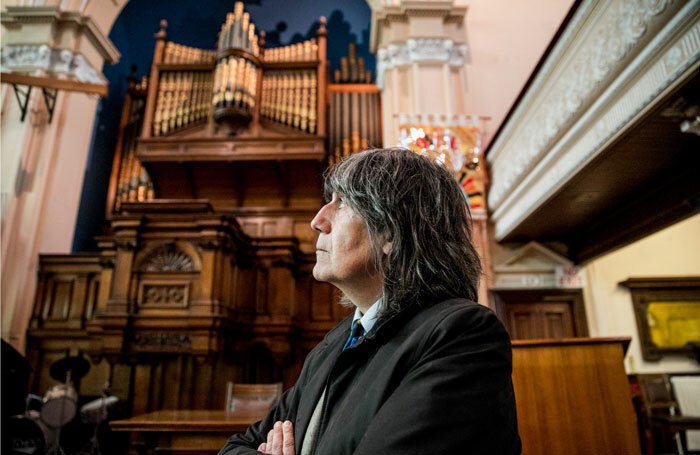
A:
337;197;345;207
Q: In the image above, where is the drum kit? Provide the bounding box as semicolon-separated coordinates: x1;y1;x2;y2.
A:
5;355;118;455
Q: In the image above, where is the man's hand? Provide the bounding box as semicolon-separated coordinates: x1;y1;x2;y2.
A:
257;420;295;455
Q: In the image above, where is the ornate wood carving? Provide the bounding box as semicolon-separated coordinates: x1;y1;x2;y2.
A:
130;332;193;351
139;282;189;307
139;244;195;272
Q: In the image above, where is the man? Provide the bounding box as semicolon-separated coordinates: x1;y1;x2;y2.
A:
220;148;521;455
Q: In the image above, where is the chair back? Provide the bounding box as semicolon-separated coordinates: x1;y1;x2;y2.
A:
638;374;679;417
225;382;283;412
670;375;700;451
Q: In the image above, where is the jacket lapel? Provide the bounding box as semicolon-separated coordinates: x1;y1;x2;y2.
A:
295;315;352;450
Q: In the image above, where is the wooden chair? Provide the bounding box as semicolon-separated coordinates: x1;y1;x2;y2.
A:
225;382;283;412
639;374;700;454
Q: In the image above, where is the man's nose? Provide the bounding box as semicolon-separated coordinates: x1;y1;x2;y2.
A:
311;204;331;233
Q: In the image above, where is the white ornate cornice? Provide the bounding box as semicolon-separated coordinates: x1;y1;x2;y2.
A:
368;0;467;53
1;44;106;84
2;5;120;65
376;39;468;87
486;0;699;241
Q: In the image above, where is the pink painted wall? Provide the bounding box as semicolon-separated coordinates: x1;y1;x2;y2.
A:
460;0;575;147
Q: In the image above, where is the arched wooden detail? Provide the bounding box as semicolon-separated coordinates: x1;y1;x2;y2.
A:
134;241;202;272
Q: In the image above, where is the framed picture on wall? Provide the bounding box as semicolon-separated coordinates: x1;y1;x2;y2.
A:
620;277;700;361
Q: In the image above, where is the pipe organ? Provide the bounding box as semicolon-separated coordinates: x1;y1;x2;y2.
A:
261;71;318;133
153;69;213;136
328;86;381;165
163;42;217;64
212;3;262;132
111;76;155;214
26;2;382;418
264;40;319;63
328;43;382;165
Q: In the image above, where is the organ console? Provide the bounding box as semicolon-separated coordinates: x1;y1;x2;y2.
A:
23;13;391;450
26;2;369;421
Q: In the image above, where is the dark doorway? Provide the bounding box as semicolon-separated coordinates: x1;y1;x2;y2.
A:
490;289;589;340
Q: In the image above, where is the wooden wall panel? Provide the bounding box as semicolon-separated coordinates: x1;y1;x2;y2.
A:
512;338;640;455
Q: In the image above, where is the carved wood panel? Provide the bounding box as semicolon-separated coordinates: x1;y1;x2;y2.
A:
31;256;102;330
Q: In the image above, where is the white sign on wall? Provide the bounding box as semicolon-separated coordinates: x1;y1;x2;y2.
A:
555;266;585;288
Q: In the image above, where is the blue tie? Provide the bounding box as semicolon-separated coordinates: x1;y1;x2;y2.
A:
343;319;364;350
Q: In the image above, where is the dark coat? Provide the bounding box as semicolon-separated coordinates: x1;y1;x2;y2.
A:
219;298;521;454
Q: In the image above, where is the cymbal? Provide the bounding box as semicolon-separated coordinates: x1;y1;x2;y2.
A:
49;355;90;382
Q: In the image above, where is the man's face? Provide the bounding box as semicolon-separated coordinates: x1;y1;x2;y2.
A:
310;193;377;288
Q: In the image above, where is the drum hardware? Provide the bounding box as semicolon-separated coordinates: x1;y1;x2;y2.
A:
77;395;119;455
41;354;91;455
26;393;43;413
80;395;119;425
49;355;90;383
42;354;90;428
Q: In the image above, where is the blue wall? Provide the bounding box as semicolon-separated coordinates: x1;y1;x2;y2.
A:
72;0;374;251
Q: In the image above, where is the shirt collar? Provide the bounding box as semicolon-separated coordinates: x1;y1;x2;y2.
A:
353;298;381;334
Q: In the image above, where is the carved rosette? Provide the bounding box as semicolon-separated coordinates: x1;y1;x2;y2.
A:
140;283;188;306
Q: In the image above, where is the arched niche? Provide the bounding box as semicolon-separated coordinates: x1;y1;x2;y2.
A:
133;240;202;273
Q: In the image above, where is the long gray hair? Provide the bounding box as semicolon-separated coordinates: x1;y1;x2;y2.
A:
323;148;482;318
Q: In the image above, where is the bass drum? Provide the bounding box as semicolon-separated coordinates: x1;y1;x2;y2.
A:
41;383;78;427
2;411;55;455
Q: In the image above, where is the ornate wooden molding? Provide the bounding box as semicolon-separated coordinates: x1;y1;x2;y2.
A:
139;244;196;272
129;332;193;351
139;283;189;307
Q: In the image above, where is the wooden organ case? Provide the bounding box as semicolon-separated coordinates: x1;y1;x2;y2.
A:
27;7;356;417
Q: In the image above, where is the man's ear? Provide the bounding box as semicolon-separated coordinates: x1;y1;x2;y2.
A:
382;242;392;255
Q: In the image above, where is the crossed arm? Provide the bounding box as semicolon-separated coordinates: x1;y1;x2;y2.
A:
257;420;295;455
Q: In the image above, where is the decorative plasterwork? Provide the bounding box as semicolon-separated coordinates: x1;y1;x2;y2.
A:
493;241;575;289
1;6;120;64
368;0;467;53
1;45;106;84
376;39;468;87
487;0;700;240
